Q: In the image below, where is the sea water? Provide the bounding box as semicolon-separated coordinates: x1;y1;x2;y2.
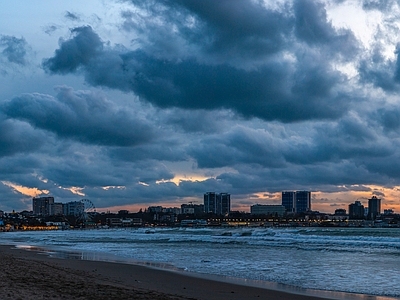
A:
1;227;400;298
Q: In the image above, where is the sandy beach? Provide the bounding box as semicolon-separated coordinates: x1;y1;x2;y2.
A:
0;245;344;300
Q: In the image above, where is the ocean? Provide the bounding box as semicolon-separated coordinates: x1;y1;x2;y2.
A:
1;227;399;299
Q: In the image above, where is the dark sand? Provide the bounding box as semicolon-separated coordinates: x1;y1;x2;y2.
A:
0;245;394;300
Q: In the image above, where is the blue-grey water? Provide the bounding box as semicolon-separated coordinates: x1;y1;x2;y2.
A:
1;227;399;298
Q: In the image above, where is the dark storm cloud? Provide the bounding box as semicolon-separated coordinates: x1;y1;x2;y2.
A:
0;35;28;65
188;126;286;169
123;0;358;61
362;154;400;180
0;155;42;178
1;86;155;147
6;0;399;211
393;46;400;83
84;180;184;208
293;0;359;58
214;159;383;195
42;26;102;74
0;114;45;157
109;142;187;163
40;159;178;206
45;159;173;188
377;107;400;132
42;0;359;123
358;41;400;92
284;113;393;165
92;51;345;122
125;0;293;60
185;110;393;173
44;44;348;122
44;45;343;121
177;110;399;193
161;109;232;134
358;60;397;91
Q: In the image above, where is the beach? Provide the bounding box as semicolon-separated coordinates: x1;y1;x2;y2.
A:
0;245;334;300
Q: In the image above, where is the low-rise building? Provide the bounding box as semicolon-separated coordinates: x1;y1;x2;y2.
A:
180;219;207;227
250;204;286;217
107;218;123;227
148;206;163;213
63;201;85;216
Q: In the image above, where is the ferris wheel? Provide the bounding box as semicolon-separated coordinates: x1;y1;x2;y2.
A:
75;199;96;223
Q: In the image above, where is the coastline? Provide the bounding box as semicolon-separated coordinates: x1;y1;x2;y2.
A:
0;245;397;300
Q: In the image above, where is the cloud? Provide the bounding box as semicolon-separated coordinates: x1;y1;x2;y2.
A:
376;106;400;132
358;44;400;92
294;0;359;59
0;35;29;65
1;86;155;147
122;0;294;63
43;24;62;35
44;155;174;188
42;22;352;123
0;113;46;157
4;0;400;213
0;181;32;211
42;26;103;74
372;190;385;197
362;0;396;11
284;112;393;165
65;11;80;21
188;125;286;169
160;108;233;134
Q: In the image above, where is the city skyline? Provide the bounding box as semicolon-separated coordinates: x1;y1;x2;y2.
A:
2;1;400;214
3;191;386;217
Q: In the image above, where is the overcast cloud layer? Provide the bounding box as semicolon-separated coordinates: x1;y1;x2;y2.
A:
1;0;400;212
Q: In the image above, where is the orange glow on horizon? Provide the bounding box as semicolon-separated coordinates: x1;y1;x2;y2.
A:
1;181;49;198
2;179;400;214
156;175;213;186
59;186;86;196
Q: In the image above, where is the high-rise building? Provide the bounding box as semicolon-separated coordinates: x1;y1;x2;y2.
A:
367;196;381;220
295;191;311;213
32;196;54;216
204;192;230;215
349;201;365;219
281;191;311;213
204;192;217;213
218;193;231;215
282;191;295;213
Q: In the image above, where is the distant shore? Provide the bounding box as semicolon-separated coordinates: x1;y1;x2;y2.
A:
0;244;397;300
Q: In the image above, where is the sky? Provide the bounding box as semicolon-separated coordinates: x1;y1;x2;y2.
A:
1;0;400;214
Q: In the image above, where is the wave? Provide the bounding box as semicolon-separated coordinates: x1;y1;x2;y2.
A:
2;227;400;297
2;227;400;255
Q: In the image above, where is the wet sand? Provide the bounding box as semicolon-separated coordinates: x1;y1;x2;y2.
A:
0;245;391;300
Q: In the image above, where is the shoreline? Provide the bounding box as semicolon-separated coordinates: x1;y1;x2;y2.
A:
1;244;397;300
